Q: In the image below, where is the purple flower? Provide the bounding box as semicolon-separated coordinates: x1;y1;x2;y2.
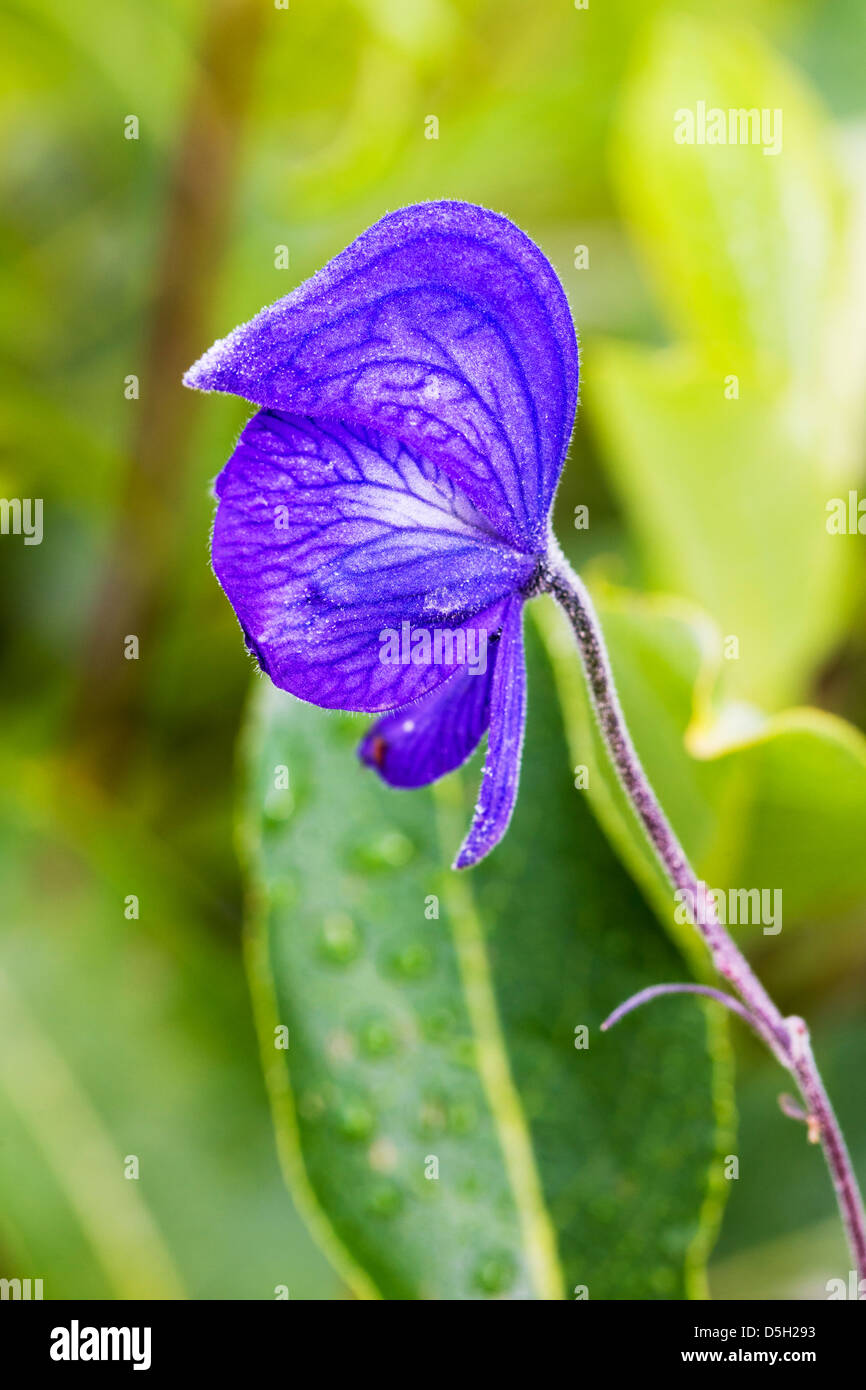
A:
184;201;579;868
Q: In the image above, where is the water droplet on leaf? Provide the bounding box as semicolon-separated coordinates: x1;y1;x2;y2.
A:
318;912;361;965
336;1101;375;1141
351;829;415;872
364;1184;403;1218
359;1019;397;1058
388;942;434;979
473;1252;516;1296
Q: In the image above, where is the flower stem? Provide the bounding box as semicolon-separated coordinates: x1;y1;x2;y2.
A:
600;982;759;1033
545;555;866;1282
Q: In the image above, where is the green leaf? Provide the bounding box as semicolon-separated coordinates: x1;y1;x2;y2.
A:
536;581;866;937
612;16;848;379
535;587;866;1299
242;619;731;1300
591;18;866;707
588;348;857;708
713;1018;866;1276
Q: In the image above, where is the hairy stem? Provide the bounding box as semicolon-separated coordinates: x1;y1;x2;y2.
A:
545;554;866;1282
601;982;759;1033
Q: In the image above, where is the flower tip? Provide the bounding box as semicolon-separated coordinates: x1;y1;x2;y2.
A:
182;336;231;392
182;358;208;391
452;843;479;871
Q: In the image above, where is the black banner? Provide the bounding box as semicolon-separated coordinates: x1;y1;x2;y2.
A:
1;1298;861;1374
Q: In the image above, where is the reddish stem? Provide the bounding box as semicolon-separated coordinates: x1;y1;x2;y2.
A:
546;555;866;1284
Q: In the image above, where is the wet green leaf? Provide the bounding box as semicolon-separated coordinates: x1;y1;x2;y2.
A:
243;625;730;1299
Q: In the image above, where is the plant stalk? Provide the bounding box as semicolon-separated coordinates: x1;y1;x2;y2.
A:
545;554;866;1283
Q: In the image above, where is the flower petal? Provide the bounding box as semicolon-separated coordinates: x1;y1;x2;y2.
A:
186;201;578;551
212;409;532;711
358;653;497;789
454;595;527;870
436;597;525;867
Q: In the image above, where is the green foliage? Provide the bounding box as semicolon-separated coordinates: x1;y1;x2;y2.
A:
591;18;866;707
713;1019;866;1293
2;0;865;1301
537;587;866;938
0;755;340;1299
242;627;730;1299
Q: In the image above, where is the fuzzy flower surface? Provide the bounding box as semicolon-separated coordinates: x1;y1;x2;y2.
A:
185;201;579;867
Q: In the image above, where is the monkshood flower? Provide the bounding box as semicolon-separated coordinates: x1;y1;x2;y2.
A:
185;201;866;1274
184;200;578;868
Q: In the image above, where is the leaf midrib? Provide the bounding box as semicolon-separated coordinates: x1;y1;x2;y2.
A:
433;776;566;1301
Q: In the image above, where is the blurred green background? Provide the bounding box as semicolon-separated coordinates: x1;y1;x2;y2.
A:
2;0;866;1299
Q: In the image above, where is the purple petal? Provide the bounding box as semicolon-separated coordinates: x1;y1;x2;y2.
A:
454;595;527;870
212;409;532;711
185;201;578;551
358;649;498;789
